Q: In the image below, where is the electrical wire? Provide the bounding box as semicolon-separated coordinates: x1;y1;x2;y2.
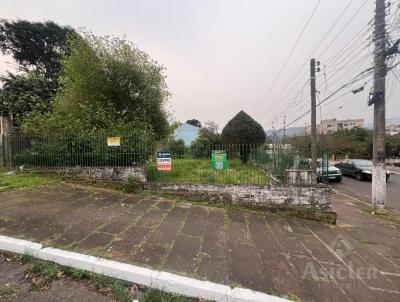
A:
254;0;322;114
263;0;370;126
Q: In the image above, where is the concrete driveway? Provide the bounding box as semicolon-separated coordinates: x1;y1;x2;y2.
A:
0;183;399;302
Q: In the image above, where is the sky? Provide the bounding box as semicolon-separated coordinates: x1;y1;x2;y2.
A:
1;0;399;131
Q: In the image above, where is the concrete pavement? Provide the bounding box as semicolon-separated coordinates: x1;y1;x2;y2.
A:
0;183;400;301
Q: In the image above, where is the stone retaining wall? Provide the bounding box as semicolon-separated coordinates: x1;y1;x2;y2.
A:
146;183;332;210
146;183;336;223
28;166;146;182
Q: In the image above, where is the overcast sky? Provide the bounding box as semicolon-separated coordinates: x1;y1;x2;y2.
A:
1;0;399;130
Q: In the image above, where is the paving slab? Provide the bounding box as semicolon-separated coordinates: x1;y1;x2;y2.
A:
1;183;400;302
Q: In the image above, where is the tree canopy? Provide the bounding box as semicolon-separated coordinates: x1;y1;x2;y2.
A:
221;111;266;144
0;72;55;119
0;20;76;123
21;33;170;138
185;119;201;128
0;19;76;79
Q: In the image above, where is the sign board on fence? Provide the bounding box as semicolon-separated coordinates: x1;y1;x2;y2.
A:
107;137;121;147
157;151;172;171
211;150;227;171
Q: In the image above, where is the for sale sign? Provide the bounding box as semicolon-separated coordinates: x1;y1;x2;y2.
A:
157;151;172;171
211;150;227;171
107;137;121;147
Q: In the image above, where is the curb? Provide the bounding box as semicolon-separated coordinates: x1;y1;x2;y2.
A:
0;235;290;302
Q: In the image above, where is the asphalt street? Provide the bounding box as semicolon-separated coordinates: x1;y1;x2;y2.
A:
331;173;400;213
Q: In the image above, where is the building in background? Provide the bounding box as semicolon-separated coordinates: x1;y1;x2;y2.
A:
173;122;200;146
305;118;364;135
386;123;400;136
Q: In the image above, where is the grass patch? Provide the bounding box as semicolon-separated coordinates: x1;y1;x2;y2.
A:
362;207;400;226
29;260;60;290
0;284;19;299
0;172;58;192
145;158;269;185
18;254;198;301
138;288;193;302
283;293;303;301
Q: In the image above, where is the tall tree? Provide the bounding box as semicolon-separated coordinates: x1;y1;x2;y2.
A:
22;33;170;138
0;20;76;79
0;20;77;123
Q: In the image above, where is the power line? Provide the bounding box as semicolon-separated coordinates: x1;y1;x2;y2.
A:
283;68;373;129
263;0;367;124
254;0;322;114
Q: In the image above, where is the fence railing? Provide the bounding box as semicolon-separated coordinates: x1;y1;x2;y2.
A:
1;133;323;185
1;133;155;167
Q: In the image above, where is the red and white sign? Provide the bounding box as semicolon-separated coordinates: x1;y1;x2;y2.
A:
157;151;172;171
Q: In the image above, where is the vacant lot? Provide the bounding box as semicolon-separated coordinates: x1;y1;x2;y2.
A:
145;158;269;184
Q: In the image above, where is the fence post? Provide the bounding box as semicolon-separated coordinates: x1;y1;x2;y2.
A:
1;134;5;167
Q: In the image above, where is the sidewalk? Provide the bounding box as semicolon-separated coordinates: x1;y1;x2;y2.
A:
0;183;399;301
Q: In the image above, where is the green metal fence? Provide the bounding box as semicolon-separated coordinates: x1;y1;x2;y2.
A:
1;133;328;185
1;134;274;184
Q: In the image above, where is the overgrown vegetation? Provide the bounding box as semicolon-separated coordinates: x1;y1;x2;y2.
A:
0;172;57;192
146;158;269;184
21;32;169;139
122;174;143;193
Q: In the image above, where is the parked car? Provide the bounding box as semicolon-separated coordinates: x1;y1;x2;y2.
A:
334;159;390;181
317;159;342;183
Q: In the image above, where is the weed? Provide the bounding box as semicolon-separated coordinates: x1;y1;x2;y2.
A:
0;284;19;298
284;293;303;301
19;253;35;264
111;280;132;302
139;288;193;302
63;267;86;279
362;207;400;226
122;174;143;193
29;260;60;290
0;172;58;192
6;252;195;301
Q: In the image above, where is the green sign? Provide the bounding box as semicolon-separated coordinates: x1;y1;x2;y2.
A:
211;150;227;171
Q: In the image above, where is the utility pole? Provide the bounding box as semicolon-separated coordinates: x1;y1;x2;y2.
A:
310;58;319;171
371;0;387;211
283;115;287;144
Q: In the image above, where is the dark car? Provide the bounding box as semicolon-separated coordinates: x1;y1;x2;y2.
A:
334;159;390;181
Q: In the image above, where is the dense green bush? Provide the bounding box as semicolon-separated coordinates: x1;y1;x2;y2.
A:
11;131;156;167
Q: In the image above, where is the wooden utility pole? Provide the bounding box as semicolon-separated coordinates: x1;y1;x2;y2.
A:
310;58;318;171
371;0;387;210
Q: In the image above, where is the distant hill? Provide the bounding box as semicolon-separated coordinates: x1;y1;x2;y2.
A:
265;126;305;138
365;116;400;129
